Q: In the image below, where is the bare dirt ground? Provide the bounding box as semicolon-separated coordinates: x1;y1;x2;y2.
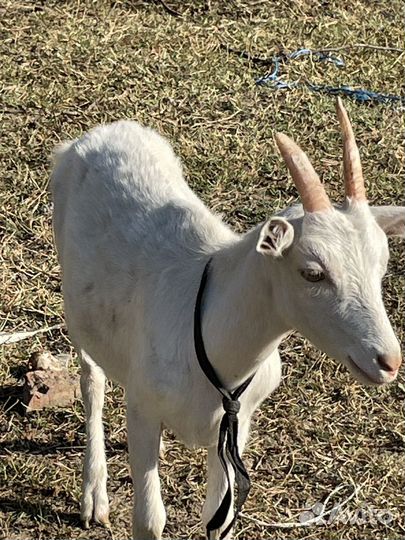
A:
0;1;404;539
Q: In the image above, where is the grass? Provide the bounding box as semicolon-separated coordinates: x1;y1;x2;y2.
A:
0;1;404;539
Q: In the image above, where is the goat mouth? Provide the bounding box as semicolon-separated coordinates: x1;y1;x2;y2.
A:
346;355;383;385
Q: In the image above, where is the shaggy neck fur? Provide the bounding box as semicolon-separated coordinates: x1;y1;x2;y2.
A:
202;227;290;389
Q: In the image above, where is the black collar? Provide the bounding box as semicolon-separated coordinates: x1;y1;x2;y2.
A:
194;257;255;539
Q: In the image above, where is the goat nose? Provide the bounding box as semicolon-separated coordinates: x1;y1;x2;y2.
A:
377;353;402;373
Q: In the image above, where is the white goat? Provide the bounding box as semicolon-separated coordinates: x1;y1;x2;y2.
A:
51;99;404;539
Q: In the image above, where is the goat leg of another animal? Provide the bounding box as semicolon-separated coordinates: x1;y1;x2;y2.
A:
79;352;110;528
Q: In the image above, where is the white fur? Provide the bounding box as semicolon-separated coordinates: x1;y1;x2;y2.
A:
51;120;403;539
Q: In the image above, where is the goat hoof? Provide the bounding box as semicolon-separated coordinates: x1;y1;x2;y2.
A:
81;514;110;529
96;514;111;528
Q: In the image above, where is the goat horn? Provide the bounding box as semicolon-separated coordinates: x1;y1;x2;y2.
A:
336;97;366;201
275;132;332;213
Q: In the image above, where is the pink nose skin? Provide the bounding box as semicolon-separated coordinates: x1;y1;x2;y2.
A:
377;354;402;374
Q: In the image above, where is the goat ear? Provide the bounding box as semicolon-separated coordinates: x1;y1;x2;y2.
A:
370;206;405;238
256;217;294;257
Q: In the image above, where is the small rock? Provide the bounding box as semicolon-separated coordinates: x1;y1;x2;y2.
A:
28;351;67;371
23;351;80;413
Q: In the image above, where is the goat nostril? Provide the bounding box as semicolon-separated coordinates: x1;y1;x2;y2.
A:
377;354;401;373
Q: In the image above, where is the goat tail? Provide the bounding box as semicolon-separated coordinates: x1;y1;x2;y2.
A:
49;139;77;193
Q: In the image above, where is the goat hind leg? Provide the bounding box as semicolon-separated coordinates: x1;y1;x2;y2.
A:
79;351;109;528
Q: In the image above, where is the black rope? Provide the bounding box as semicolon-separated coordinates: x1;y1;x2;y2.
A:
194;258;255;539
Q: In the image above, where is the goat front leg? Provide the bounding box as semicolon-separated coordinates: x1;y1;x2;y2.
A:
202;421;250;540
127;404;166;540
79;351;109;529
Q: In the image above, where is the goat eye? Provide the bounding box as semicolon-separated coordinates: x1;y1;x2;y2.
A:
300;269;325;282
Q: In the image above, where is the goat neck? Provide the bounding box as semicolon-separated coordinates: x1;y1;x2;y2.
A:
201;229;289;390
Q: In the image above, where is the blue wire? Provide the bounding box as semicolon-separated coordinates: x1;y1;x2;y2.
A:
255;48;404;104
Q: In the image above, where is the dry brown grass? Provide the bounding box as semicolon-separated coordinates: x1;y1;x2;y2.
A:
0;1;404;539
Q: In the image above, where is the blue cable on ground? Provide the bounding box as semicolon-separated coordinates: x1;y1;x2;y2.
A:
255;48;404;104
